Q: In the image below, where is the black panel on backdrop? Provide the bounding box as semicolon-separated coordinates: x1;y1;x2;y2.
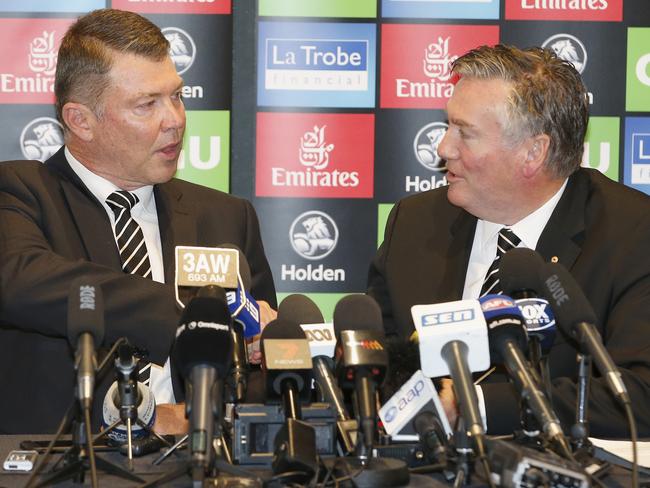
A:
146;14;232;111
374;108;449;202
0;105;62;162
255;198;376;293
500;22;626;116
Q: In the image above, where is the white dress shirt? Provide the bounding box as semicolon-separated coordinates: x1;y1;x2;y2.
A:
461;179;568;429
65;147;176;404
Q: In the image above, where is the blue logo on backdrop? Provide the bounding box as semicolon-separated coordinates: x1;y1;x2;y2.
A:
624;117;650;195
258;22;376;108
0;0;104;11
381;0;499;20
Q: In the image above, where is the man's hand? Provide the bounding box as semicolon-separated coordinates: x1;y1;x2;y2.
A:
154;403;188;435
247;299;277;364
438;378;459;428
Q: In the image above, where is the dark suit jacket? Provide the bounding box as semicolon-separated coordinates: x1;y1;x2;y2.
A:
368;168;650;438
0;147;276;434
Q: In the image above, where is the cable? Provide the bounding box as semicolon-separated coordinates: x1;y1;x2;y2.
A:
624;401;639;488
84;407;98;488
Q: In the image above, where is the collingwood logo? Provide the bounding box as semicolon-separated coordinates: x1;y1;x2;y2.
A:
20;117;63;161
414;122;447;171
542;34;587;73
1;31;57;95
397;37;456;99
271;125;360;188
163;27;196;75
282;211;345;282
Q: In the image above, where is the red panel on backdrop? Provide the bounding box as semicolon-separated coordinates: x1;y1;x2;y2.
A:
505;0;622;21
0;19;74;104
112;0;231;14
256;112;375;198
380;24;500;109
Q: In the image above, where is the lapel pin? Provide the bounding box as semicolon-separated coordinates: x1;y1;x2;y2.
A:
551;256;559;263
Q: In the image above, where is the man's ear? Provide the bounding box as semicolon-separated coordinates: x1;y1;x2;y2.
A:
61;102;97;142
522;133;551;178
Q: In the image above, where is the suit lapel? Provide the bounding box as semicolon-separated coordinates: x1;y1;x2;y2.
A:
438;210;477;301
536;170;587;270
46;149;121;269
155;182;196;286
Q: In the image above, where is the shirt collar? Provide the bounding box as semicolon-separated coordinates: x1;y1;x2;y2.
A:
478;179;568;252
65;146;156;214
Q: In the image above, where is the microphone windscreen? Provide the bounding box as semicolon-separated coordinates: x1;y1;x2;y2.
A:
260;318;307;343
278;294;324;324
333;294;384;336
67;276;104;345
539;261;598;328
217;243;252;289
173;285;233;378
382;337;422;401
499;247;545;295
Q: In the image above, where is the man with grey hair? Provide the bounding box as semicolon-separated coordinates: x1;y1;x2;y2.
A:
0;9;276;434
368;44;650;437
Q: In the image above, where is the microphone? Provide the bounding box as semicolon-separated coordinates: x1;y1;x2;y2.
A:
101;342;156;443
479;294;571;458
172;285;233;476
333;294;388;461
410;299;489;445
539;261;631;406
217;244;260;404
219;243;261;338
67;277;104;411
260;318;317;476
278;294;357;454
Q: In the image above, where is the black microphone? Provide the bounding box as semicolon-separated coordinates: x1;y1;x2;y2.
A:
260;318;317;476
172;285;233;476
67;277;104;411
278;294;357;454
539;261;630;406
333;294;387;462
479;294;572;458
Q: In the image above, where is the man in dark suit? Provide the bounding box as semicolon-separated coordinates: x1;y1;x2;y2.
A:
0;9;276;434
368;45;650;438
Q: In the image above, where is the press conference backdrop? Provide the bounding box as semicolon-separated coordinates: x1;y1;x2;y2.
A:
1;0;649;319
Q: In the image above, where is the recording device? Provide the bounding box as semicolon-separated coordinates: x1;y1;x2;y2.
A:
488;438;589;488
479;294;571;458
4;450;38;472
67;277;104;412
410;299;490;457
539;261;631;406
172;285;233;480
261;318;317;477
333;294;388;460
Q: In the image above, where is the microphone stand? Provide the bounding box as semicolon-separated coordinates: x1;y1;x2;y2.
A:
571;353;593;454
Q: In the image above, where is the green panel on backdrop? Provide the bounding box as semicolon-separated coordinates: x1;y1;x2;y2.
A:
276;292;353;322
626;28;650;112
582;117;620;182
259;0;376;18
377;203;395;248
175;110;230;193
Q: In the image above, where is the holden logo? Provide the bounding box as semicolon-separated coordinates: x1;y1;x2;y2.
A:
542;34;587;74
162;27;196;75
289;211;339;261
20;117;64;161
384;406;398;423
413;122;447;171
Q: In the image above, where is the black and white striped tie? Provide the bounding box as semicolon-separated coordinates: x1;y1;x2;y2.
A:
479;227;521;297
106;190;153;384
106;191;152;279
